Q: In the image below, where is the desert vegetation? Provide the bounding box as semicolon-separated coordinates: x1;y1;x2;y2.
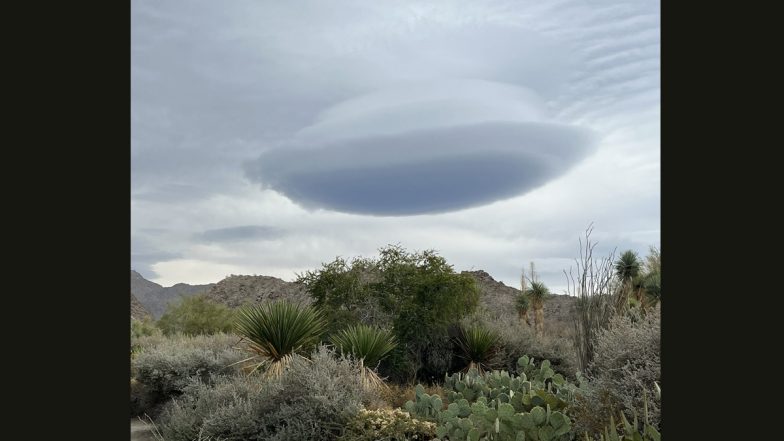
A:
131;238;660;440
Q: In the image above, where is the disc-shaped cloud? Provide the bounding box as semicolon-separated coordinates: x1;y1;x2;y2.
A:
245;121;595;215
297;79;547;142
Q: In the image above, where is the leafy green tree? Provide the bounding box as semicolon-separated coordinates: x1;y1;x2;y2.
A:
297;256;381;330
298;245;479;382
157;294;235;336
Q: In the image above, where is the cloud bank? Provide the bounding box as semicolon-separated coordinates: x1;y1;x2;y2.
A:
131;0;659;290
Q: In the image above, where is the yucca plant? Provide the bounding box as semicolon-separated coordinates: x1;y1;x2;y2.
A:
330;324;397;389
515;293;531;326
526;280;550;336
615;250;641;309
640;271;661;309
454;324;500;374
233;300;327;377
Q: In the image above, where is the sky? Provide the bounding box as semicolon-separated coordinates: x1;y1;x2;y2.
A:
131;0;660;293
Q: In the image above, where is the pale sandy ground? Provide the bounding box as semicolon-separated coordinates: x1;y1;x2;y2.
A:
131;418;157;441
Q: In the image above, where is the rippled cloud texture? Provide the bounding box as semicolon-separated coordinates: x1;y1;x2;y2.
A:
132;0;659;289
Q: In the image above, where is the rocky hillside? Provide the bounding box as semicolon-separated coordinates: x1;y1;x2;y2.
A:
205;275;311;308
131;269;576;328
131;292;152;321
463;270;576;332
130;270;215;318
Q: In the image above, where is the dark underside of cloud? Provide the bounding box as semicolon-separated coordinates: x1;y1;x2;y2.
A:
245;122;595;216
197;225;284;242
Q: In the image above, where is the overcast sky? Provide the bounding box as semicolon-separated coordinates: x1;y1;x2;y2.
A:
131;0;659;293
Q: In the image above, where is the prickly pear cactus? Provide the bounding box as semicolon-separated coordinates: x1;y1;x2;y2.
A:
427;357;579;440
405;384;444;421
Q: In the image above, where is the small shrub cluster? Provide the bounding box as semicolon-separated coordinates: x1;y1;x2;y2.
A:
158;345;379;441
339;408;437;441
569;310;660;436
131;318;161;359
131;318;160;340
131;333;245;416
379;383;450;410
463;311;577;380
157;294;236;336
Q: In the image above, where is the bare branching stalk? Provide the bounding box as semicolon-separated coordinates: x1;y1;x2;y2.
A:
565;224;620;373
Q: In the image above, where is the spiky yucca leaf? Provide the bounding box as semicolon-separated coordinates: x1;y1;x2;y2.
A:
515;293;530;313
526;281;550;309
615;250;641;283
330;324;397;389
330;324;397;366
455;324;500;373
233;301;327;377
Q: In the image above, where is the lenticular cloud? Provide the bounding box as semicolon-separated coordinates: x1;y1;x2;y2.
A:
245;79;596;216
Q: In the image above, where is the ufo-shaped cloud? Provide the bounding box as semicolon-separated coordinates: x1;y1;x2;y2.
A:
245;79;596;215
246;122;595;215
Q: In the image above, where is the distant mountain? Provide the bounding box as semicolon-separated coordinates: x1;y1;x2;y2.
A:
130;270;215;319
130;269;576;327
131;292;152;321
204;274;311;308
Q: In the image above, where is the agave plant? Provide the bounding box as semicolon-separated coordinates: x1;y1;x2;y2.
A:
233;300;327;377
330;324;397;389
454;324;500;374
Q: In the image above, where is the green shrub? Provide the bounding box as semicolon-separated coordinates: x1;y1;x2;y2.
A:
131;333;245;416
299;245;479;383
157;294;235;336
340;408;437;441
131;318;161;358
131;317;160;340
158;345;379;441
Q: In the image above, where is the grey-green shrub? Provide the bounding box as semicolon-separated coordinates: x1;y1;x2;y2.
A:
131;333;245;416
158;345;379;441
257;346;381;441
464;311;577;379
570;309;660;436
160;374;264;441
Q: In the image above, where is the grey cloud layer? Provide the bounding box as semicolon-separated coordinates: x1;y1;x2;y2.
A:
197;225;285;243
246;122;595;215
131;0;659;287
